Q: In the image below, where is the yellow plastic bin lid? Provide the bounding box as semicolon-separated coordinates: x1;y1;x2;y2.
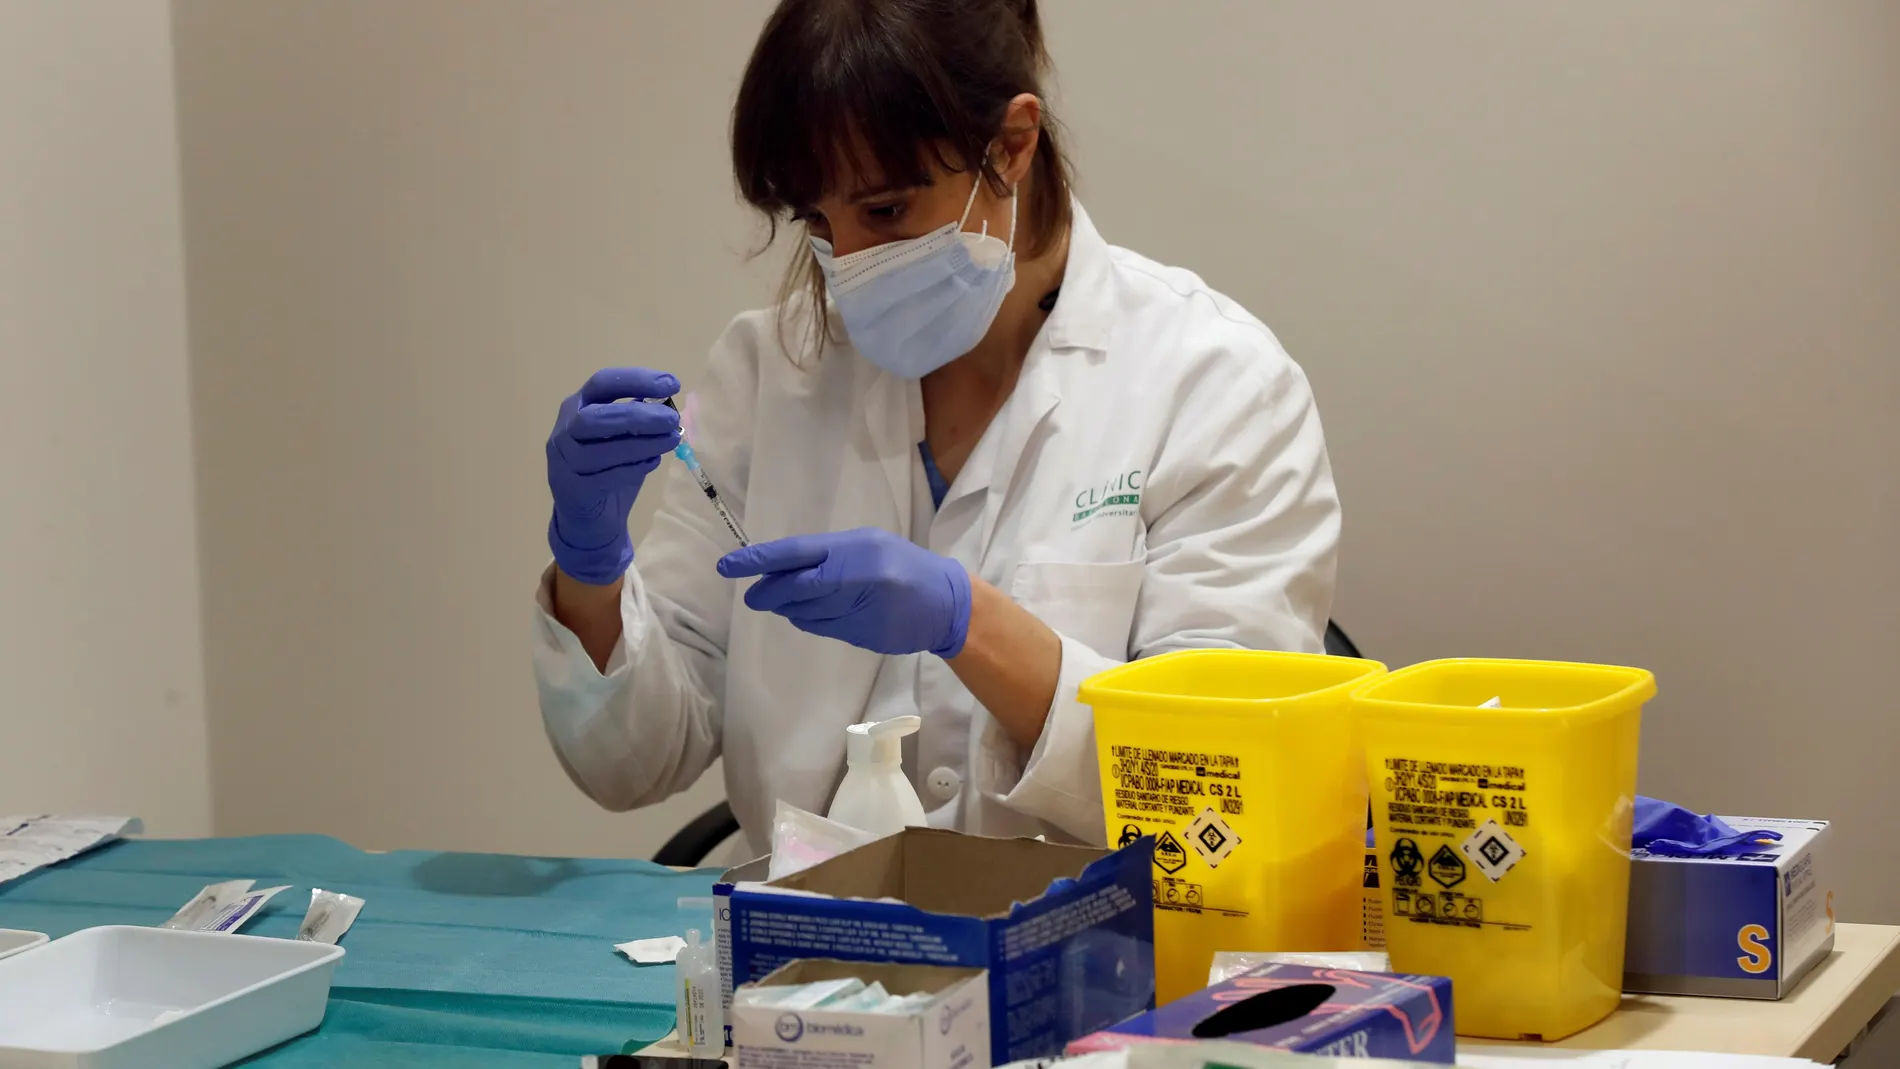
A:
1351;657;1655;717
1079;647;1386;713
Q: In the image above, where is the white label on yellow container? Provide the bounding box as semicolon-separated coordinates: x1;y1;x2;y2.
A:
1185;808;1241;868
1461;819;1527;882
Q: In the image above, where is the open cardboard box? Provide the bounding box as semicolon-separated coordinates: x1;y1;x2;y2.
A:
727;827;1155;1063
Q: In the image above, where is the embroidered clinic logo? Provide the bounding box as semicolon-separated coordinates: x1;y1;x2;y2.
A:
1073;469;1143;527
775;1013;804;1043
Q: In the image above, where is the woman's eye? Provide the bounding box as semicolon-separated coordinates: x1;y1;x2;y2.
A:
866;202;905;221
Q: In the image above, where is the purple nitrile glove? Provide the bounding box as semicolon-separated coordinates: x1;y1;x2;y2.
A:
546;367;681;585
1631;797;1784;857
717;528;973;658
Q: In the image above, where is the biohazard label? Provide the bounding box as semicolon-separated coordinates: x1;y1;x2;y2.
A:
1461;819;1527;882
1389;838;1424;885
1185;808;1241;868
1379;753;1535;933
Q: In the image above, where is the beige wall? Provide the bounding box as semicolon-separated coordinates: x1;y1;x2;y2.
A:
0;2;211;835
173;1;1899;917
1047;1;1900;921
171;0;771;858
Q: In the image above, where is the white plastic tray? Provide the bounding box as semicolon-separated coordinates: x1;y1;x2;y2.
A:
0;925;344;1069
0;931;48;963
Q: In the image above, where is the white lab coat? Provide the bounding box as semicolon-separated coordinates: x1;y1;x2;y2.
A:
533;203;1339;857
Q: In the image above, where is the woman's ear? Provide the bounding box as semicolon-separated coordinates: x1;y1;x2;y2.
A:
996;93;1043;186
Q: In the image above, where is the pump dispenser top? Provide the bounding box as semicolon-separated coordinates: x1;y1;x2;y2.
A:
827;715;927;836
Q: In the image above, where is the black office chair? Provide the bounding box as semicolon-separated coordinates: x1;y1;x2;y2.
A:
1323;619;1361;659
652;619;1368;866
654;798;743;868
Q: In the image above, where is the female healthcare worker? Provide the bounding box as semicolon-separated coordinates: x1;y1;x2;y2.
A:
533;0;1339;854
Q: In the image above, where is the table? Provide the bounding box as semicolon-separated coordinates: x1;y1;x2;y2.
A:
12;838;1891;1066
666;925;1900;1065
1469;923;1900;1063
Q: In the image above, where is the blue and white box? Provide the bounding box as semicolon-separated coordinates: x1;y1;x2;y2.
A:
1624;817;1833;998
731;960;990;1069
717;855;773;1046
1065;962;1454;1063
727;828;1155;1064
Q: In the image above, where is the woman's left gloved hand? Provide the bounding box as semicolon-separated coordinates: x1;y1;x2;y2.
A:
717;528;972;658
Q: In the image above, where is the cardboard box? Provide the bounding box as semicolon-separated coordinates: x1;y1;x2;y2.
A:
717;855;773;1046
732;959;990;1069
728;828;1155;1064
1360;839;1386;951
1066;961;1454;1063
1624;816;1833;998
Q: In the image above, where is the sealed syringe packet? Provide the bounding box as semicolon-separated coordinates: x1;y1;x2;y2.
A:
162;879;253;930
206;884;289;934
297;887;365;944
164;879;290;934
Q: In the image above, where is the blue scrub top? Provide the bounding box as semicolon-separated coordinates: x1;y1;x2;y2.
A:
918;441;950;509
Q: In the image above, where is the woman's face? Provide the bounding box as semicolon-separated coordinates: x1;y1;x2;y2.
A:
796;95;1041;258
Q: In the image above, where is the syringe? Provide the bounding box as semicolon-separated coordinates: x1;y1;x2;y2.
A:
660;397;750;547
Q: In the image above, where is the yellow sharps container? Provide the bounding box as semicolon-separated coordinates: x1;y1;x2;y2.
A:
1353;658;1653;1041
1079;649;1387;1002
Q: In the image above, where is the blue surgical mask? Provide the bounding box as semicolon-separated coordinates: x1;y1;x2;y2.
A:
808;176;1017;380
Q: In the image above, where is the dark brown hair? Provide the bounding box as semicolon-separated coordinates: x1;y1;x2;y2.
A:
730;0;1074;356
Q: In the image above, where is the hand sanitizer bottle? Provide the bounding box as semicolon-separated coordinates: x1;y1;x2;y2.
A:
826;715;927;836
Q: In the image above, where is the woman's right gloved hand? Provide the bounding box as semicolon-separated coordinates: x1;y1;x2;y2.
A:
546;368;682;585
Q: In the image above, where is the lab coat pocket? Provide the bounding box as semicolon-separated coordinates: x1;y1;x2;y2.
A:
1009;559;1146;660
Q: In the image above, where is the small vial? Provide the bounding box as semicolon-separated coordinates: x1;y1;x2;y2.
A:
675;928;723;1055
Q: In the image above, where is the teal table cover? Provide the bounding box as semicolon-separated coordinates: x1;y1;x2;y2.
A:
0;835;719;1066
